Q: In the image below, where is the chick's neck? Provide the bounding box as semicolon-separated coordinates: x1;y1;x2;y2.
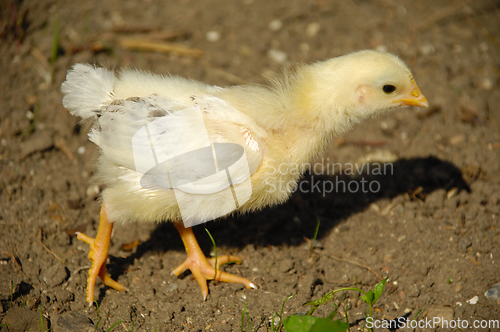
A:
267;82;354;168
222;66;356;167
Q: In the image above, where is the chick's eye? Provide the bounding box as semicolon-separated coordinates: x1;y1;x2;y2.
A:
383;85;396;94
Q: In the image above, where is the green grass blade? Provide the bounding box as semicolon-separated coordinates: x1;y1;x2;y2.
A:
241;299;247;332
205;228;218;281
310;217;321;251
2;181;11;200
105;319;124;332
94;300;101;331
276;294;295;330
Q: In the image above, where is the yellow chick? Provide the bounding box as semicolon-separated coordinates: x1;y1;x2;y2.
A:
61;50;428;304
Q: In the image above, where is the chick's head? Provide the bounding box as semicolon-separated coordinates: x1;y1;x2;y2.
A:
299;50;428;130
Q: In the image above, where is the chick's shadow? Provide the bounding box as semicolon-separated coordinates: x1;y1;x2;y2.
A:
107;156;470;283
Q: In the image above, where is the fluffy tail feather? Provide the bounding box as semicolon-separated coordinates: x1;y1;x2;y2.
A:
61;64;115;119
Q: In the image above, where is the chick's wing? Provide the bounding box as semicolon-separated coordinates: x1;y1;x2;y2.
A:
91;94;266;195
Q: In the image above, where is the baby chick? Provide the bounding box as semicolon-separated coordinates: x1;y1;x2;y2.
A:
61;50;428;304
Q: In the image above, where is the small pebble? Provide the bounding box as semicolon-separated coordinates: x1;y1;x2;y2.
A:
419;44;435;56
480;77;493;90
466;295;479;304
206;31;221;42
268;19;282;31
306;22;320;38
397;5;407;15
77;146;86;154
446;188;458;199
380;118;398;135
167;283;178;292
267;49;288;64
376;45;388;53
408;284;420;297
485;282;500;304
449;134;465;145
86;184;100;198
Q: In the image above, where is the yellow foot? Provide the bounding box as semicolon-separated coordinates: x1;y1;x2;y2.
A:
77;205;125;304
172;223;256;300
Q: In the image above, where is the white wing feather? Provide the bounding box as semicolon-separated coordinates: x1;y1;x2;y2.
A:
61;64;115;118
91;94;265;193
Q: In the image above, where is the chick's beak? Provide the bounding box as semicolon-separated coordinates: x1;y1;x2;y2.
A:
395;83;429;109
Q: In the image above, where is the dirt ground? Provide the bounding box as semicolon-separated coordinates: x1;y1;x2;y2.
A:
1;0;499;331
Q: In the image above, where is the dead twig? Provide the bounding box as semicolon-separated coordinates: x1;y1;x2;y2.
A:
119;38;203;57
111;25;190;40
469;256;480;266
0;251;22;271
207;67;248;85
416;0;474;31
38;228;65;263
142;30;189;41
31;47;52;84
54;138;75;161
327;254;383;281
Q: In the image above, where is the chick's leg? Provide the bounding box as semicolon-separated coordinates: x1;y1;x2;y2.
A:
172;223;256;300
77;205;124;304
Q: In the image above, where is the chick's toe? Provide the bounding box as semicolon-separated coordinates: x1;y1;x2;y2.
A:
173;223;255;300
